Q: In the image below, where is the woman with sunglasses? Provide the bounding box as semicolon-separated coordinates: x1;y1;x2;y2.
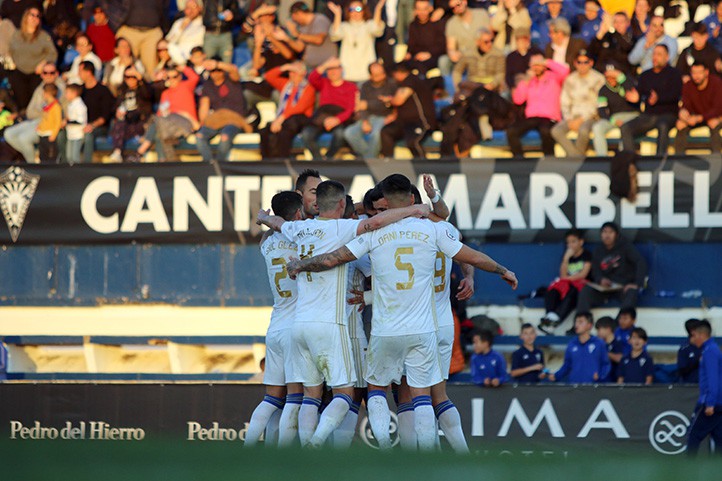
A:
328;0;386;83
108;65;153;162
103;37;146;96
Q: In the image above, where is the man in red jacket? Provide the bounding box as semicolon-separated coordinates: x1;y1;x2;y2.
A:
674;62;722;154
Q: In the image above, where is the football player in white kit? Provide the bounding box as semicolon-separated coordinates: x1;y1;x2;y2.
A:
257;180;430;448
295;169;322;219
287;174;518;451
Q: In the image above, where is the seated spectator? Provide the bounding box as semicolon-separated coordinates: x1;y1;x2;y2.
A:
576;0;604;45
576;222;648;317
618;327;654;384
510;323;546;383
0;89;16;136
328;1;385;83
676;22;722;83
445;0;491;73
103;37;146;96
549;311;611;383
505;27;543;91
166;0;206;66
189;46;209;88
592;61;639;155
259;62;316;159
3;64;64;163
116;0;167;76
248;5;295;78
343;62;397;159
587;11;635;77
45;0;81;66
1;0;42;28
64;33;103;84
153;39;173;79
452;28;506;91
508;55;569;157
674;62;722;154
470;330;508;387
8;7;58;112
677;318;703;383
137;64;200;162
539;228;592;332
529;0;579;51
614;306;637;354
702;0;722;55
621;44;682;155
108;65;153;162
628;15;677;72
76;61;115;163
62;83;87;165
630;0;651;40
301;57;357;160
491;0;532;53
379;62;437;158
202;0;239;63
195;59;253;162
286;2;337;69
405;0;448;76
85;5;115;65
552;49;605;156
595;315;625;382
36;83;61;163
544;17;587;70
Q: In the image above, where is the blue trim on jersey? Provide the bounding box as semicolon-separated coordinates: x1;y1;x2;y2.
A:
302;397;322;408
412;395;432;408
350;402;361;414
333;393;354;407
397;402;414;414
262;394;285;409
367;389;386;401
285;393;304;404
434;400;455;418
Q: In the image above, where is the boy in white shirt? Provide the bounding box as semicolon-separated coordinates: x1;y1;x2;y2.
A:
63;84;88;165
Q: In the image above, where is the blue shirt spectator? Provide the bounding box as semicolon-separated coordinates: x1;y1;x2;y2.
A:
678;342;702;383
702;3;722;55
529;0;580;50
0;342;7;380
552;312;610;383
575;1;603;45
628;15;678;71
698;337;722;408
619;350;654;383
471;330;508;387
614;325;633;356
511;346;546;383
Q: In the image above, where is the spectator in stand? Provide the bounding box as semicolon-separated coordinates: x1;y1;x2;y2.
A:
85;6;116;65
628;15;677;72
365;0;403;71
196;59;254;162
510;323;546;383
470;330;508;388
595;315;625;382
76;61;115;163
116;0;167;77
103;38;146;97
544;17;587;70
630;0;651;40
108;65;153;162
151;40;174;102
552;49;605;156
549;311;611;383
405;0;448;76
588;11;635;77
379;61;437;158
203;0;239;63
3;63;64;162
0;0;41;28
491;0;532;53
166;0;206;66
539;228;592;333
36;83;61;163
508;55;570;157
618;327;654;384
8;7;58;111
621;44;682;155
45;0;81;66
576;222;648;316
452;28;506;91
677;318;702;383
259;62;316;158
64;33;103;84
702;0;722;55
576;0;604;45
0;90;16;138
529;0;579;51
137;63;200;162
445;0;491;73
505;27;543;91
328;0;385;84
286;2;337;69
344;61;397;158
614;306;637;354
301;56;357;160
62;83;87;165
674;62;722;154
677;23;722;83
592;61;639;155
247;4;296;77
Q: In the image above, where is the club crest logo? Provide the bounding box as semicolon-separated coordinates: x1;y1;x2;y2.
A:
0;166;40;242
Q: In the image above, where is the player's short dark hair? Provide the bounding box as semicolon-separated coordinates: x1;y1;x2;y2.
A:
343;195;355;219
575;311;593;324
66;83;83;96
43;83;58;97
295;169;321;192
380;174;412;201
363;187;382;213
315;180;346;213
619;307;637;320
476;329;494;346
631;327;648;341
520;323;535;331
565;228;585;240
411;185;423;205
692;319;712;337
271;191;303;221
601;221;619;233
79;60;96;75
685;318;702;335
190;46;205;55
595;316;616;330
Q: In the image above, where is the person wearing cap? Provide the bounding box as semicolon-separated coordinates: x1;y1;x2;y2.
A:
529;0;580;51
544;17;587;70
508;54;569;156
621;43;682;155
628;14;677;72
551;49;605;156
286;1;338;69
587;10;635;77
202;0;240;63
166;0;206;66
490;0;532;53
676;22;722;83
591;61;639;155
505;27;543;90
674;62;722;154
445;0;491;70
701;0;722;55
453;28;506;90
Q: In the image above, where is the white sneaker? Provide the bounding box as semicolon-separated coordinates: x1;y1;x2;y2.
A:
108;150;123;163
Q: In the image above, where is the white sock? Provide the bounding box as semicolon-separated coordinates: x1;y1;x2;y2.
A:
298;397;321;447
278;394;303;447
244;395;284;447
332;402;360;449
413;396;436;451
309;394;352;447
264;409;281;448
436;400;469;454
367;390;392;449
396;402;417;450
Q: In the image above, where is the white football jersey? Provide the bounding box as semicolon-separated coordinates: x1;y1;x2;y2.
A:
347;254;371;340
434;222;460;329
281;218;361;325
347;218;463;337
260;231;298;333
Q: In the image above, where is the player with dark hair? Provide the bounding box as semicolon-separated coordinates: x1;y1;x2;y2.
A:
595;315;625;382
550;311;610;383
510;323;546;383
295;169;322;219
470;330;508;387
617;327;654;385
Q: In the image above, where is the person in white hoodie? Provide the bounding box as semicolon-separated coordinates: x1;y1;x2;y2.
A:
166;0;206;65
62;83;88;164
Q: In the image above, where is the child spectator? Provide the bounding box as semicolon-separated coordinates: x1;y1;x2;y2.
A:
510;323;546;383
595;315;625;382
0;89;16;132
618;327;654;384
36;83;62;163
614;307;637;356
678;318;703;383
63;83;87;164
470;330;508;387
550;311;610;383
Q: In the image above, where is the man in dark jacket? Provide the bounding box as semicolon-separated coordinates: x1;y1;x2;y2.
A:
587;11;635;78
